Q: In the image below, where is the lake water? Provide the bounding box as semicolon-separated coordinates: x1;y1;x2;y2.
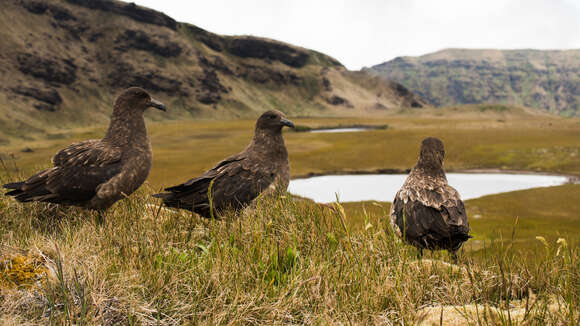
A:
310;128;369;133
288;173;569;203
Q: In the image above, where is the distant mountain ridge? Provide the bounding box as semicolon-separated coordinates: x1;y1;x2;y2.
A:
0;0;424;142
367;49;580;116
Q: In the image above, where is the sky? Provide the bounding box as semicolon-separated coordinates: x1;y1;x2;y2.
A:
128;0;580;70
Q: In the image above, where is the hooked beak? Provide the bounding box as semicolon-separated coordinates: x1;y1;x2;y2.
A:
148;98;167;112
280;117;295;129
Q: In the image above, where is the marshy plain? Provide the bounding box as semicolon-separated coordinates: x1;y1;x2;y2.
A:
1;106;579;324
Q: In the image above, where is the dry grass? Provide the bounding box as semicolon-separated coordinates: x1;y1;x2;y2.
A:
0;187;578;325
0;113;579;324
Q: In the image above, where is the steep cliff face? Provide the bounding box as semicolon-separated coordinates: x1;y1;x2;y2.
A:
368;49;580;116
0;0;424;141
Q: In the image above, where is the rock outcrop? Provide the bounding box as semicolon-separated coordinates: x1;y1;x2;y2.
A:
368;49;580;116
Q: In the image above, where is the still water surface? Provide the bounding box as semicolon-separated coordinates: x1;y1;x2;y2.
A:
288;173;569;203
310;128;369;133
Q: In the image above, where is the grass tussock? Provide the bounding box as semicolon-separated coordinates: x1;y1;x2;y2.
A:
0;183;578;325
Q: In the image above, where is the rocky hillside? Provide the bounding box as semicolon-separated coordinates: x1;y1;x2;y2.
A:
367;49;580;116
0;0;424;141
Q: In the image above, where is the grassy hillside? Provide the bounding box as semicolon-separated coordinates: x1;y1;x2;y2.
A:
0;0;424;143
367;49;580;116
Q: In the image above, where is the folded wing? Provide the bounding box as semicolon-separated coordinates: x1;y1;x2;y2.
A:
390;177;470;251
4;140;122;206
154;153;276;218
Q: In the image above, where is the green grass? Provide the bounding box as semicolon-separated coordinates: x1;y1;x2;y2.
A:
478;104;512;112
0;190;577;324
341;185;580;259
466;185;580;250
0;114;579;324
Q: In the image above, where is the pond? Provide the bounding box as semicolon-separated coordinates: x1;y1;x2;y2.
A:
310;128;370;133
288;173;569;203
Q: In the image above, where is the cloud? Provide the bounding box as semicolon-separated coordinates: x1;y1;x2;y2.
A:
130;0;580;70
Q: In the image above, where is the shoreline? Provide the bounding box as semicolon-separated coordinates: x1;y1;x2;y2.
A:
292;168;579;183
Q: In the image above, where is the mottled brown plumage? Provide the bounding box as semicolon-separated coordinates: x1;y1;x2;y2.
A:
3;87;166;210
389;137;471;260
153;110;294;218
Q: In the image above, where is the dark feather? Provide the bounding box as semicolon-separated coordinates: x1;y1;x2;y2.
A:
156;154;275;218
389;137;471;254
3;142;123;206
3;182;24;189
391;196;470;251
154;110;292;218
3;87;164;211
52;140;121;167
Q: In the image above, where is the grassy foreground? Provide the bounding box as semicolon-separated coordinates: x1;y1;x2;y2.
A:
0;188;578;325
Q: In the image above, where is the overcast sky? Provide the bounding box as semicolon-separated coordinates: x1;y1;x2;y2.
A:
129;0;580;70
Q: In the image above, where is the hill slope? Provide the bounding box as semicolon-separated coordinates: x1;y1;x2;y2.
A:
367;49;580;116
0;0;424;142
